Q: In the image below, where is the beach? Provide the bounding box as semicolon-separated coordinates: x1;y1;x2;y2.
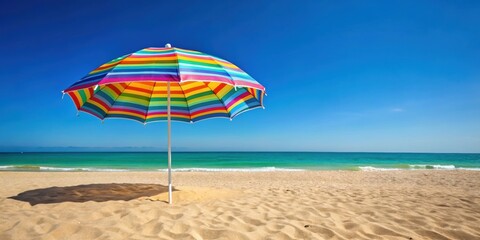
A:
0;171;479;239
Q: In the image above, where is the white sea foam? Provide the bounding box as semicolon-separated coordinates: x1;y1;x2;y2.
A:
1;165;479;172
39;166;80;171
39;166;130;172
0;165;41;170
158;167;305;172
358;166;401;171
359;164;478;171
0;165;130;172
0;165;303;172
409;164;456;170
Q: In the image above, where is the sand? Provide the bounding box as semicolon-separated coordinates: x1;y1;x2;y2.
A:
0;170;479;240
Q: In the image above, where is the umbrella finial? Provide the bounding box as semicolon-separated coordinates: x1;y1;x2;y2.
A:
165;43;172;48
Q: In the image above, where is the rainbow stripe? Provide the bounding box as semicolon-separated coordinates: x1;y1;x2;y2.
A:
64;47;265;123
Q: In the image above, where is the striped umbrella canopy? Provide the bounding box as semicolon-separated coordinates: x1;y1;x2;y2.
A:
64;45;265;123
63;44;265;204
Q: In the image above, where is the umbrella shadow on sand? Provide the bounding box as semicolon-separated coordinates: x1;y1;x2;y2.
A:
9;183;177;205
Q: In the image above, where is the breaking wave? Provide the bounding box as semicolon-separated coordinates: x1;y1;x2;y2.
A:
359;164;480;171
158;167;305;172
0;165;304;172
408;164;456;170
358;166;401;171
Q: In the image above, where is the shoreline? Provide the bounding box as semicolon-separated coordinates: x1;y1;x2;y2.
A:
1;166;479;172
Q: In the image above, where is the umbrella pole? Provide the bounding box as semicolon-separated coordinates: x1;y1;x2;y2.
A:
167;81;172;204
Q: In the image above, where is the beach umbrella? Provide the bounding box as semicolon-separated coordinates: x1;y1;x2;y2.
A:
63;44;266;204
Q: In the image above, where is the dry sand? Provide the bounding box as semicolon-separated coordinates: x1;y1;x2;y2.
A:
0;170;479;239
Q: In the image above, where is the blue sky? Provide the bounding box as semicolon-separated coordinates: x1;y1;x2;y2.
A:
0;0;479;152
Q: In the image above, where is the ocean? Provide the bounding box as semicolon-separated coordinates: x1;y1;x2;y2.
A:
0;152;479;172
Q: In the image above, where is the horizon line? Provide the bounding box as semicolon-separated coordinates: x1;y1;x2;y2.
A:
0;150;479;154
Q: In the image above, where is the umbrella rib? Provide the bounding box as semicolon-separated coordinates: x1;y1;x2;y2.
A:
64;53;132;92
100;53;134;85
202;82;231;119
177;83;192;122
78;84;109;119
144;81;156;124
206;55;236;87
230;105;264;119
172;48;192;122
96;84;111;120
171;48;183;82
103;82;134;120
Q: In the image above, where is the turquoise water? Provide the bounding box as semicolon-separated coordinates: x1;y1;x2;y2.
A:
0;152;479;172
